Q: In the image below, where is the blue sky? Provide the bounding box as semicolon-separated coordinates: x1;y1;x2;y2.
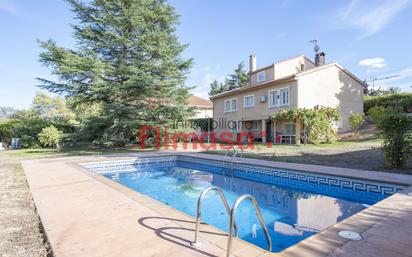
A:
1;0;411;109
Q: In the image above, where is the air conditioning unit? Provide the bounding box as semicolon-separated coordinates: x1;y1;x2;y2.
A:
260;95;266;103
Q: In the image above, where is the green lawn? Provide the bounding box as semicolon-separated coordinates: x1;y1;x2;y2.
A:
1;138;410;173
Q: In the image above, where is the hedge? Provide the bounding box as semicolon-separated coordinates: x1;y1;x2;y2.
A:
364;93;412;113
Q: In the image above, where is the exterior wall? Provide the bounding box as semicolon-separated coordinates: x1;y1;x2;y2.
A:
212;81;298;139
191;108;213;119
296;65;364;131
274;56;305;79
250;56;316;86
302;57;316;71
250;65;275;85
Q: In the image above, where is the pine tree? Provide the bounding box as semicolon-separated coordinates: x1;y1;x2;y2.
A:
208;62;249;96
225;62;248;90
209;80;221;96
38;0;193;144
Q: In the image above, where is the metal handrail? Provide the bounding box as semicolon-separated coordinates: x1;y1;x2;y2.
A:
226;194;272;257
192;186;238;247
231;147;243;163
223;146;236;165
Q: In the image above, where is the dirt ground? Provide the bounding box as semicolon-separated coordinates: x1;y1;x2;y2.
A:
0;156;50;257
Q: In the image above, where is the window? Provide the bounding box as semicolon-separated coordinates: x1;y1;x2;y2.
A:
269;90;279;108
280;88;289;106
244;94;255;108
224;98;237;113
269;87;289;108
231;99;237;111
283;123;296;135
257;71;265;83
225;100;231;113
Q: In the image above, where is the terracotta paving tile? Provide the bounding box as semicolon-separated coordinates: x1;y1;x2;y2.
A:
21;153;412;257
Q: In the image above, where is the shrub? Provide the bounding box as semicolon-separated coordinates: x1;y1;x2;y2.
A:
376;110;412;169
191;118;214;132
38;125;63;148
271;107;339;144
349;113;365;135
367;106;386;123
12;110;48;139
20;135;37;148
0;119;20;148
364;93;412;113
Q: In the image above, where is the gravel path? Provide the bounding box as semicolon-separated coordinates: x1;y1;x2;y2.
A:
0;157;50;257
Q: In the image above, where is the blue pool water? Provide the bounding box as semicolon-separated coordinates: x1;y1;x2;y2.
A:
97;158;397;252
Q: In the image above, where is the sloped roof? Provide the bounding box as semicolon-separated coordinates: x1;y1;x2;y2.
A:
296;62;367;87
210;62;366;100
210;75;295;100
187;95;213;108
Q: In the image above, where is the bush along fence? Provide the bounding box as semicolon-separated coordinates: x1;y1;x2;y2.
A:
364;93;412;113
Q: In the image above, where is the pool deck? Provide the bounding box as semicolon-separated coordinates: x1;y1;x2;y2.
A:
22;152;412;257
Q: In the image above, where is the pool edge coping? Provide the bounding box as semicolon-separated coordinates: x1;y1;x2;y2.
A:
22;151;412;257
73;152;412;257
70;160;270;257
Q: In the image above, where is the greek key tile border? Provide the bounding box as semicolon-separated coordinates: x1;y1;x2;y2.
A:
178;156;404;195
80;155;404;196
80;156;178;173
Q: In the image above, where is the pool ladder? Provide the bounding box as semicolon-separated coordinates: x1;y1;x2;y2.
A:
222;146;244;166
192;186;272;257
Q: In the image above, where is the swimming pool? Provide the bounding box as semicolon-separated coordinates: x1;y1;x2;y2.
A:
81;156;404;252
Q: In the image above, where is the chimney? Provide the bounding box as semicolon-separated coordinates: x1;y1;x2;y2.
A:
315;52;326;66
249;54;256;72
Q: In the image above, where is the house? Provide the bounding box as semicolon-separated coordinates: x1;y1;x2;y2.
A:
187;95;213;119
210;53;365;144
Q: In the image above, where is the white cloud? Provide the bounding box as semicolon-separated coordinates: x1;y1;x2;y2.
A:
336;0;410;37
358;57;388;69
192;73;225;99
189;64;226;99
0;0;17;14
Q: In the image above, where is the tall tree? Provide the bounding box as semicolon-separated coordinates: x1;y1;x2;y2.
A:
208;80;225;96
225;62;248;90
208;62;248;96
32;92;75;122
38;0;193;144
0;107;18;119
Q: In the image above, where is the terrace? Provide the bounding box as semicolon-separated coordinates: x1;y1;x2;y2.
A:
16;151;412;257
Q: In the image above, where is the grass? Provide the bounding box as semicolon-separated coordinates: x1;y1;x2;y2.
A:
1;138;410;173
0;145;157;158
202;138;411;173
2;138;410;173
